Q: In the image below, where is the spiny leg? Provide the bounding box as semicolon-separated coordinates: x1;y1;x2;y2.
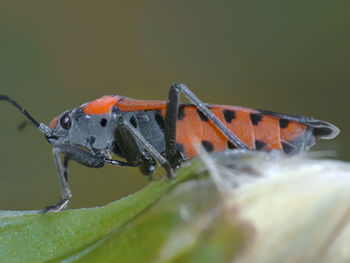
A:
165;86;184;168
171;83;250;150
118;116;174;178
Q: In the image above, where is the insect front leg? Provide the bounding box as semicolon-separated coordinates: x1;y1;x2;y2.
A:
43;144;136;212
118;116;174;178
42;148;72;213
170;83;250;150
63;155;69;182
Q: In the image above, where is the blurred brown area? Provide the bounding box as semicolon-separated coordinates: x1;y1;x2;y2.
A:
0;1;349;210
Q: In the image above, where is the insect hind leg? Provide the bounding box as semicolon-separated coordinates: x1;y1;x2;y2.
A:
165;85;185;168
169;83;250;150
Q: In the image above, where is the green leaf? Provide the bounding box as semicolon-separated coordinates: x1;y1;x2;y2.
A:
0;158;247;263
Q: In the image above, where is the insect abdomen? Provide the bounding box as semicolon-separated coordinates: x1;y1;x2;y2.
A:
175;105;339;159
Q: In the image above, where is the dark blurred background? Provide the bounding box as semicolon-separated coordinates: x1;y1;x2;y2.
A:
0;1;349;210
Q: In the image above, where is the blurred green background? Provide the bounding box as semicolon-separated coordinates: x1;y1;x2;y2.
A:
0;1;349;210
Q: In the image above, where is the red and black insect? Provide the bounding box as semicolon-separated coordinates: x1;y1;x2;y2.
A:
0;83;339;212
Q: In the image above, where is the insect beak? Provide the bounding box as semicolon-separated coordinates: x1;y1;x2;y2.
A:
40;124;60;145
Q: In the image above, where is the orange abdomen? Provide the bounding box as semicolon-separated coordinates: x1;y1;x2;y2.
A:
175;105;308;159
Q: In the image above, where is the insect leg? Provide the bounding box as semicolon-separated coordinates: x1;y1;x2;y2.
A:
118;116;174;178
43;148;72;212
58;144;137;168
170;83;250;150
165;85;184;167
105;159;138;167
63;155;69;182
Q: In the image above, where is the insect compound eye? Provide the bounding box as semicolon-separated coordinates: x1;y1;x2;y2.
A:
60;112;72;130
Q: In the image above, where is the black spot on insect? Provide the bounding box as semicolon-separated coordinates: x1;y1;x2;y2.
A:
201;140;214;152
255;140;266;150
227;140;237;149
100;118;107;127
178;105;186;120
279;119;289;129
130;116;137;128
250;113;262;126
197;110;208;122
223;110;236;123
155;111;165;132
282;141;295;154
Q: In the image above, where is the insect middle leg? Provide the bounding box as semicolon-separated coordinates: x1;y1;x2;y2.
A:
117;116;174;178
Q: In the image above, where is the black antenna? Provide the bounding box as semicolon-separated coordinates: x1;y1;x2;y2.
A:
0;95;40;128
